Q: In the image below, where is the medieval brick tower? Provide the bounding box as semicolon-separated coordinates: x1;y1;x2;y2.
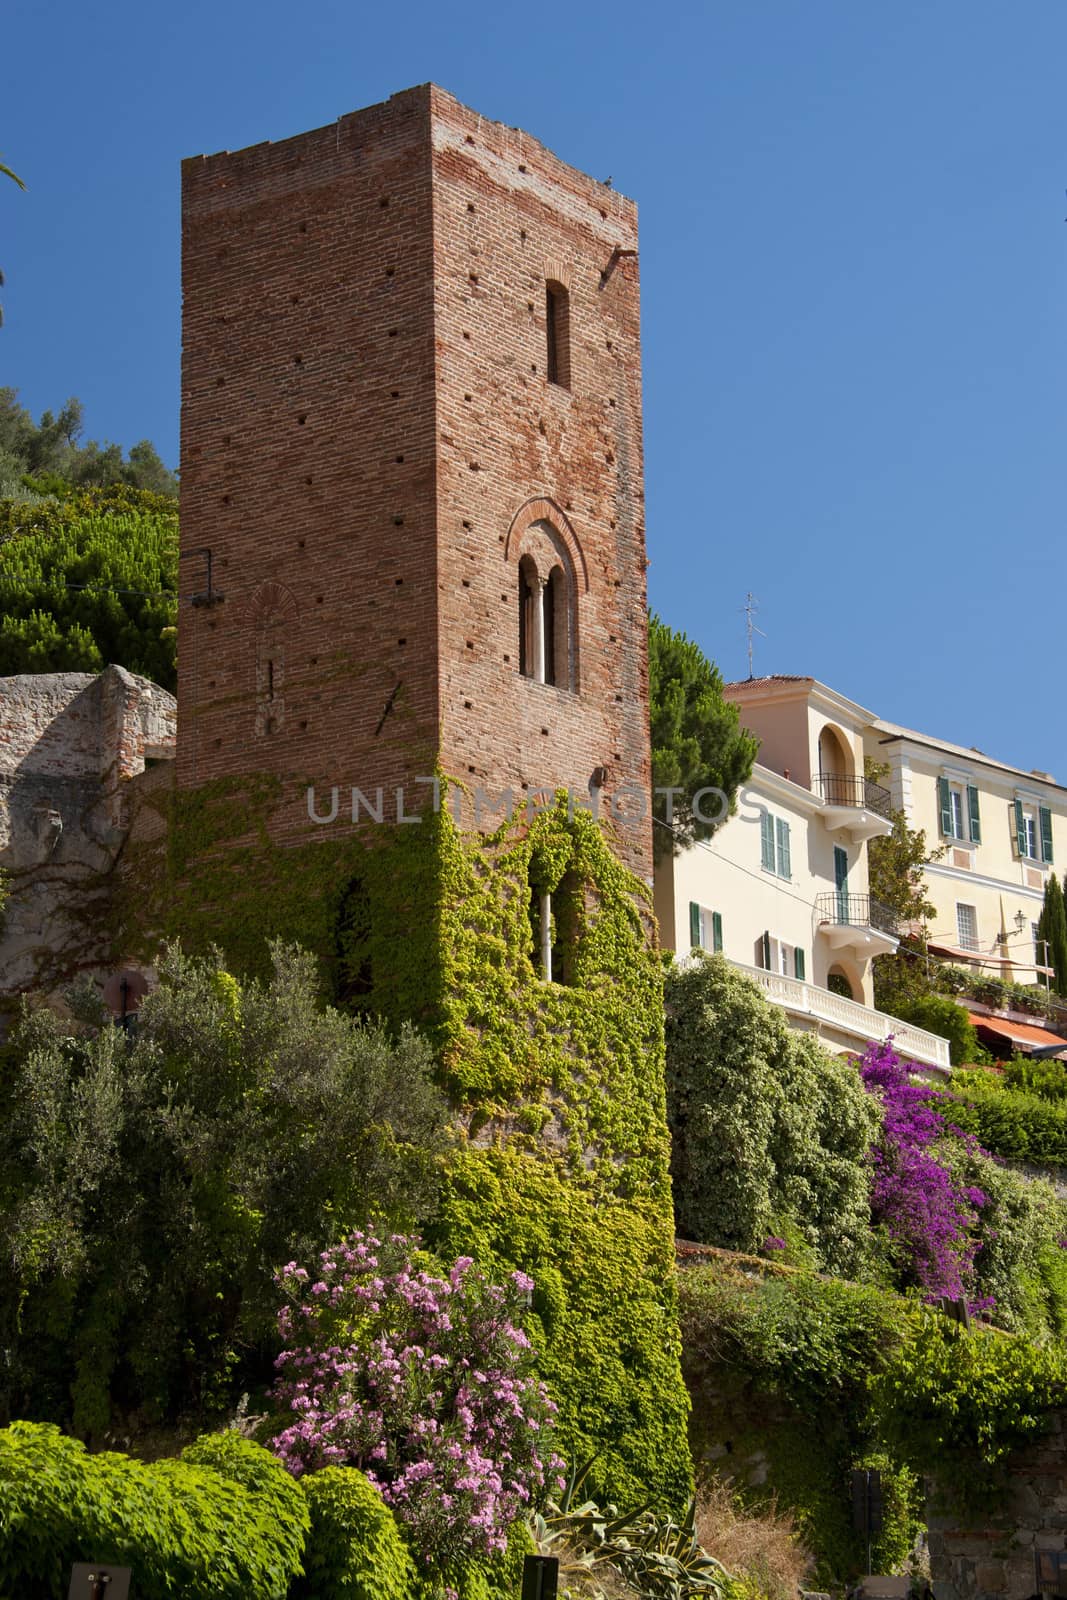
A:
179;83;651;877
174;89;692;1505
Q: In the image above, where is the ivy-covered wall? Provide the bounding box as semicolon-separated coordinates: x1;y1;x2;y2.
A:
115;778;693;1510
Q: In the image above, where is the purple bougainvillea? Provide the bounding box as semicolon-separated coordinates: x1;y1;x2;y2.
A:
858;1039;990;1306
271;1229;562;1572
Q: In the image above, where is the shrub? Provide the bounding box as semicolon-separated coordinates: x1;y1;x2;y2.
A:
0;1422;308;1598
874;1311;1067;1509
0;943;447;1437
664;955;878;1274
293;1467;417;1600
271;1229;561;1578
947;1082;1067;1165
883;993;985;1065
857;1040;989;1303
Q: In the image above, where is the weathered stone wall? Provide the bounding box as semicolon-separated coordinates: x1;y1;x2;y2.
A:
927;1410;1067;1600
0;666;176;1007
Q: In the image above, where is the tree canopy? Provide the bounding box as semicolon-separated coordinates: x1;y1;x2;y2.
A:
1036;874;1067;996
0;943;448;1438
0;482;178;687
0;388;177;497
647;612;758;859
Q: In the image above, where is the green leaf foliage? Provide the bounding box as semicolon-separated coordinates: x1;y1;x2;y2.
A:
115;783;695;1511
292;1467;418;1600
664;954;879;1275
0;944;448;1436
0;1423;308;1598
0;388;177;496
878;992;985;1066
0;483;177;686
940;1144;1067;1338
679;1258;922;1585
873;1311;1067;1509
648;614;758;860
1036;873;1067;996
946;1079;1067;1165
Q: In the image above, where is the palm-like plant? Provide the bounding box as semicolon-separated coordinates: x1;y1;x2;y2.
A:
1;156;26;329
530;1462;736;1600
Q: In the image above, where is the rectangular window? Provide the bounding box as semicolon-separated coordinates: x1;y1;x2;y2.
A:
759;810;792;879
1040;806;1054;864
940;777;980;843
794;947;806;981
967;785;982;844
957;902;979;953
688;902;722;953
545;282;570;389
775;817;792;879
1024;813;1039;860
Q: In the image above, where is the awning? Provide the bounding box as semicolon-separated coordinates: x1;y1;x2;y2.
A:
926;939;1054;977
965;1011;1067;1059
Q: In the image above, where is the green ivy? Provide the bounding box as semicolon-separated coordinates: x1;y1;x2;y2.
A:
293;1467;418;1600
678;1256;920;1586
0;1423;308;1598
115;781;694;1512
873;1311;1067;1512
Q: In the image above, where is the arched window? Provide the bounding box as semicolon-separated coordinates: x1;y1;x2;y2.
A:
518;555;538;679
827;967;854;1001
817;726;854;805
515;539;576;691
334;878;373;1011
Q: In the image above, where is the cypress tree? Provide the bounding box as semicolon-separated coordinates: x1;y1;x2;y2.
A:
1036;875;1067;995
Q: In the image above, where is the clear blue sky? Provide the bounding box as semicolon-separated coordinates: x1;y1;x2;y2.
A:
3;1;1065;774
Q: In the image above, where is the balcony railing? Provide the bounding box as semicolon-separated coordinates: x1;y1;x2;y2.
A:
729;960;951;1072
816;893;899;937
814;773;893;817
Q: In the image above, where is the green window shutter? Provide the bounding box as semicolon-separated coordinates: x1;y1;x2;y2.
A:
1040;806;1054;865
689;901;701;948
1014;799;1027;858
967;785;981;844
760;811;775;871
938;777;953;837
776;818;791;879
761;931;771;969
794;947;806;981
712;911;723;953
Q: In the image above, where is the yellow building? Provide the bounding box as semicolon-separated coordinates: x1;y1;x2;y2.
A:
864;718;1067;987
654;677;951;1072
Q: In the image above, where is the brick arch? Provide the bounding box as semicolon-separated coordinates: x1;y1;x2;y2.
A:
242;579;300;629
504;498;589;593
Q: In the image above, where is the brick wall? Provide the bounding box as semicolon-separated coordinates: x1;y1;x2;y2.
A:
179;84;652;878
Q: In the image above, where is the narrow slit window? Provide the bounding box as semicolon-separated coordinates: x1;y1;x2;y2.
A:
546;282;570;389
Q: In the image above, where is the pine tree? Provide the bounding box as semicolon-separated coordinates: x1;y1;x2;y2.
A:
1036;875;1067;995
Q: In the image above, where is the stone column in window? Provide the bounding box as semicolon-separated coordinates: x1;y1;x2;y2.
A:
533;577;548;685
539;891;553;980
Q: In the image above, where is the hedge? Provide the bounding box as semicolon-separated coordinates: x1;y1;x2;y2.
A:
0;1423;308;1598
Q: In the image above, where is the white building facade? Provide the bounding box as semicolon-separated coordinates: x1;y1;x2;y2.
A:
655;677;951;1073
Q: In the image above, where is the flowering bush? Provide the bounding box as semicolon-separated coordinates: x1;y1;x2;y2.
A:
271;1230;561;1575
858;1039;989;1305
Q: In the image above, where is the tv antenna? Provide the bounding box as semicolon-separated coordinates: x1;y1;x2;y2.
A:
742;592;766;680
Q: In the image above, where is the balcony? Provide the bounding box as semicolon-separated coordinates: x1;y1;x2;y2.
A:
814;773;894;842
816;892;899;957
732;959;950;1074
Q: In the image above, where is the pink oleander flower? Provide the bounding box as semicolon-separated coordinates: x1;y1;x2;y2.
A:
270;1228;561;1574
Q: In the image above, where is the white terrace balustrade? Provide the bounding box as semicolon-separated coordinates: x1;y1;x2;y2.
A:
674;954;951;1075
